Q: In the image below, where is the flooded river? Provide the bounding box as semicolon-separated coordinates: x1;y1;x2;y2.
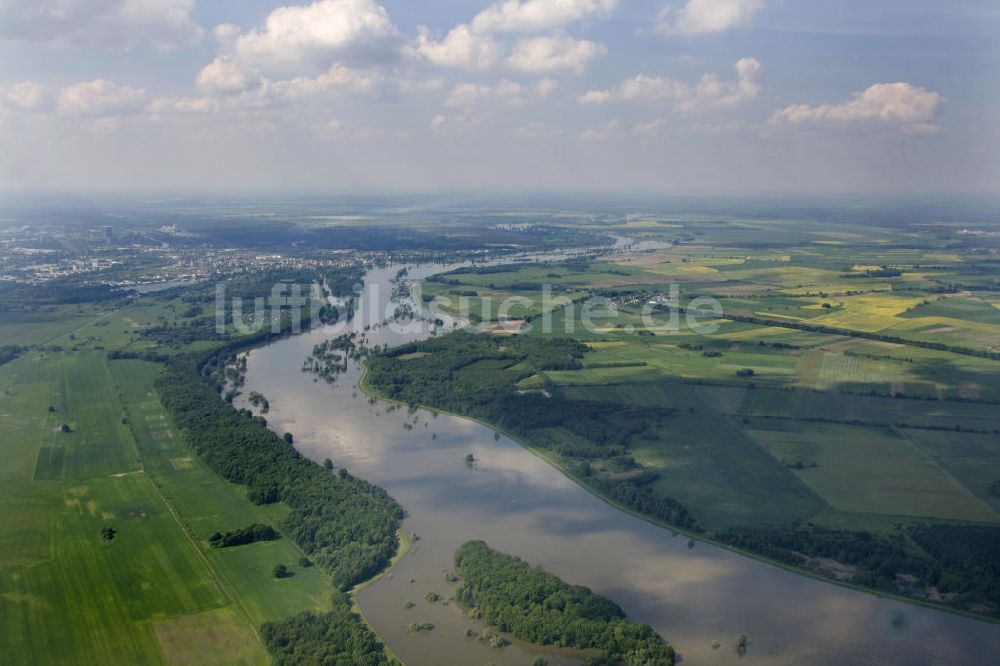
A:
236;260;1000;665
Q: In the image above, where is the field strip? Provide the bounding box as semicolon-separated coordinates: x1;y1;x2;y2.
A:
139;467;264;644
107;363;266;649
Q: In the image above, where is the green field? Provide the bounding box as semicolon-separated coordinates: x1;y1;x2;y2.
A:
899;429;1000;513
630;413;826;529
0;352;332;665
0;353;244;664
110;360;333;626
372;224;1000;618
0;307;101;347
0;261;405;665
0;299;205;352
747;420;998;522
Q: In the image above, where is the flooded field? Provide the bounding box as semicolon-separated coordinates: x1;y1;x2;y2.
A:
238;261;1000;665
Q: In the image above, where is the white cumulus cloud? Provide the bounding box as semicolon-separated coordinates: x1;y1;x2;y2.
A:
471;0;618;34
270;64;383;99
579;57;761;113
57;79;147;115
197;57;258;94
411;0;617;70
770;82;944;133
155;64;384;117
1;81;49;111
507;34;606;74
411;24;503;70
0;0;204;50
229;0;398;69
654;0;764;35
578;89;611;104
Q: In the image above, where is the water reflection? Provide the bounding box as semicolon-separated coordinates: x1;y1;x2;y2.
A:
237;258;1000;665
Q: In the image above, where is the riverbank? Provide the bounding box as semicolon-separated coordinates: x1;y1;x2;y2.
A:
357;358;1000;627
237;257;1000;665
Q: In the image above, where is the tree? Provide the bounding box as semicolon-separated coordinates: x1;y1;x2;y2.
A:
323;458;334;471
283;432;294;444
299;556;312;568
60;424;71;433
273;564;290;579
101;526;116;542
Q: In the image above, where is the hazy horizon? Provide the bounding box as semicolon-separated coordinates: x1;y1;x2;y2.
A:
4;189;1000;232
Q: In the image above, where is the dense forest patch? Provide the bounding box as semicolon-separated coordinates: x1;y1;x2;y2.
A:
261;597;400;666
454;540;674;665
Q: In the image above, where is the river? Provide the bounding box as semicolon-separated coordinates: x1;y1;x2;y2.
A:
235;257;1000;665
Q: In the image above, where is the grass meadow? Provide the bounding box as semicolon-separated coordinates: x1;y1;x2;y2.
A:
0;351;332;665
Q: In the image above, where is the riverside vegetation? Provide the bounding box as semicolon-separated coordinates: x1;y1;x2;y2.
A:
370;212;1000;619
454;540;675;665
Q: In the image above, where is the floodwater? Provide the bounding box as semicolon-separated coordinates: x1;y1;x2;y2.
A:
237;259;1000;665
130;278;204;293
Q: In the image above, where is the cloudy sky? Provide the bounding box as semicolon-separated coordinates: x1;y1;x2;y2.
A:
1;0;998;193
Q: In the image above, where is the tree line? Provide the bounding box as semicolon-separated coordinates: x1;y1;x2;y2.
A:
716;524;1000;614
106;350;171;363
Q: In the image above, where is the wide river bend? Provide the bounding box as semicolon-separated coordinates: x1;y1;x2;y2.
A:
237;259;1000;665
